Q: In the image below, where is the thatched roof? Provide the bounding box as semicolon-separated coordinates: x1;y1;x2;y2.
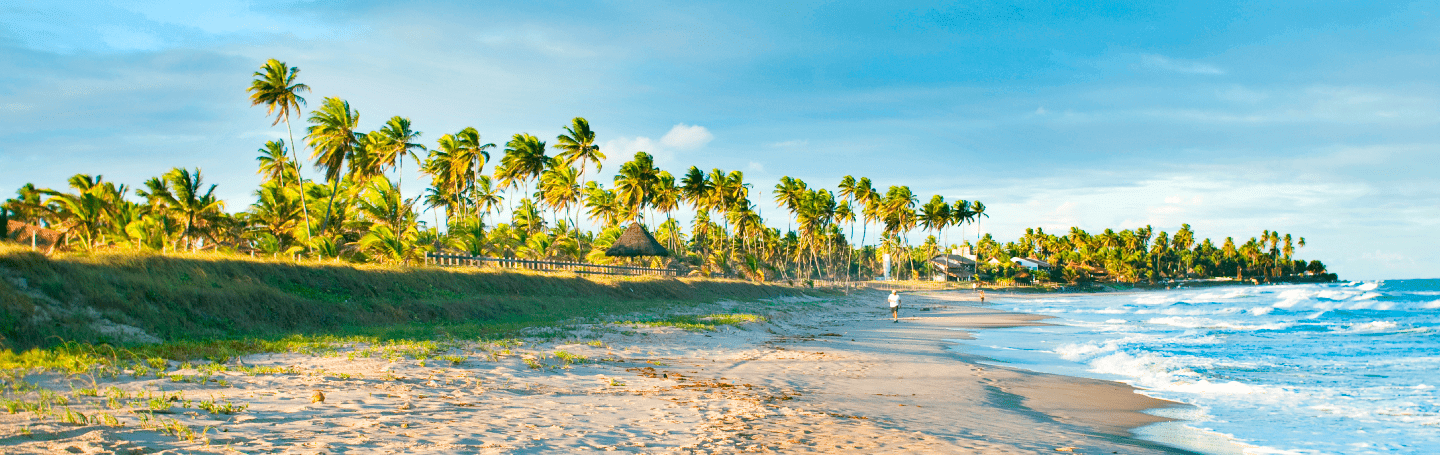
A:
604;223;669;257
928;254;977;269
5;221;63;253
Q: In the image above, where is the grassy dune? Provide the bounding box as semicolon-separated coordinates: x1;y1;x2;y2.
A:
0;245;800;351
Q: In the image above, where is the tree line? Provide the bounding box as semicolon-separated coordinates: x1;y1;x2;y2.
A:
1;59;1327;285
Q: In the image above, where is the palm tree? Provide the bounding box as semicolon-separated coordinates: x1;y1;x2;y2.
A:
256;140;296;185
970;200;988;239
921;195;950;256
305;97;361;236
950;199;973;244
882;186;917;279
555;117;604;230
162;168;224;251
681;166;713;213
652;170;680;226
473;176;504;223
378;116;425;204
774;176;807;232
853;177;877;253
834;199;855;283
498;133;548;198
583;182;621;228
539;159;581;232
614;152;661;223
247;59;313;241
250;183;303;247
455;127;495;221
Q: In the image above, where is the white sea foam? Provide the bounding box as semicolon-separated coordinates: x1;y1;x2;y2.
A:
1148;316;1292;331
961;281;1440;454
1339;321;1399;333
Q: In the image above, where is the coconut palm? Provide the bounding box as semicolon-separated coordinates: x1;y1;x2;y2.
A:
774;176;807;231
555;117;604;229
473;175;504;223
614;152;661;223
881;186;917;279
950;199;973;243
539;158;581;230
378;116;425;201
454;127;495;220
305;97;361;236
583;182;621;228
497;133;548;212
853;177;877;251
247;59;313;240
920;195;950;254
970;200;988;239
256;140;297;185
680;166;712;212
161;168;224;251
652;170;680;226
250;183;303;247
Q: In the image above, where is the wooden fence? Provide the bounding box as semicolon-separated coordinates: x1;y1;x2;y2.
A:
425;252;680;277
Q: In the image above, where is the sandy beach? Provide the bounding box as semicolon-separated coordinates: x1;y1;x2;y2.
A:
0;289;1193;454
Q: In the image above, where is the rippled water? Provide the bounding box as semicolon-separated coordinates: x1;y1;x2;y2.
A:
953;280;1440;454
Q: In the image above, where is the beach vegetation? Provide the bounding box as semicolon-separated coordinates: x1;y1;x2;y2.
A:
2;57;1337;296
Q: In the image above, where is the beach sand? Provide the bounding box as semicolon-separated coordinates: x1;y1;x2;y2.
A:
0;289;1192;454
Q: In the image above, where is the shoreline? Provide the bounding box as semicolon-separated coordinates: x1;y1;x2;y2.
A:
0;290;1197;453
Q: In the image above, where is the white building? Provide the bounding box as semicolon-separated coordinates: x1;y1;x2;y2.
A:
1011;257;1054;270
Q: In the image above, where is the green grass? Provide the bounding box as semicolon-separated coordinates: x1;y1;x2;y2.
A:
0;245;799;352
623;313;769;332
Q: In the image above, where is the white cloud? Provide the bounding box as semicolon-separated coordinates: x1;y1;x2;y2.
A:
768;139;808;148
1140;54;1225;75
598;136;661;175
659;123;713;150
747;161;765;172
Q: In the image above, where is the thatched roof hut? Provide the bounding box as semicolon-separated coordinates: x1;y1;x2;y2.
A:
5;221;63;253
604;223;670;257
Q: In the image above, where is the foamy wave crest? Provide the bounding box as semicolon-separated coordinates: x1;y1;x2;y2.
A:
1087;351;1269;395
1340;321;1400;333
1054;340;1121;361
1356;281;1380;291
1148;316;1292;331
1242;446;1317;455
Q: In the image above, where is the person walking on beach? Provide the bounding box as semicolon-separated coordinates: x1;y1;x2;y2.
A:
888;290;901;322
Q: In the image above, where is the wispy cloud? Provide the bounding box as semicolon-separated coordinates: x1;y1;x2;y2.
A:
1140;54;1225;75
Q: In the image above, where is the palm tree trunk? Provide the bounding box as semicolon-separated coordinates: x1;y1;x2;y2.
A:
283;118;314;249
320;178;341;237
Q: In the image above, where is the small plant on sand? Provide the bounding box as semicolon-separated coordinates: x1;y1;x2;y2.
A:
442;355;468;366
609;378;625;386
197;396;248;414
523;358;544;370
553;351;587;366
586;340;605;347
621;313;767;332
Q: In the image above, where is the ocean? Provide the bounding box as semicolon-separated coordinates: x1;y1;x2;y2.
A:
951;280;1440;455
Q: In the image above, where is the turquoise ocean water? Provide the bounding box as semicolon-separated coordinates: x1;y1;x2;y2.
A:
953;280;1440;454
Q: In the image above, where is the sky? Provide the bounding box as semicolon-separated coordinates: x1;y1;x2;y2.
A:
1;0;1436;280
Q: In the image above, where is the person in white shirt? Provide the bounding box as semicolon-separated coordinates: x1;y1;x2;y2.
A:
888;290;901;322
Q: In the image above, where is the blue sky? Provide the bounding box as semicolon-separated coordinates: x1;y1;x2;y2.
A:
1;0;1436;279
